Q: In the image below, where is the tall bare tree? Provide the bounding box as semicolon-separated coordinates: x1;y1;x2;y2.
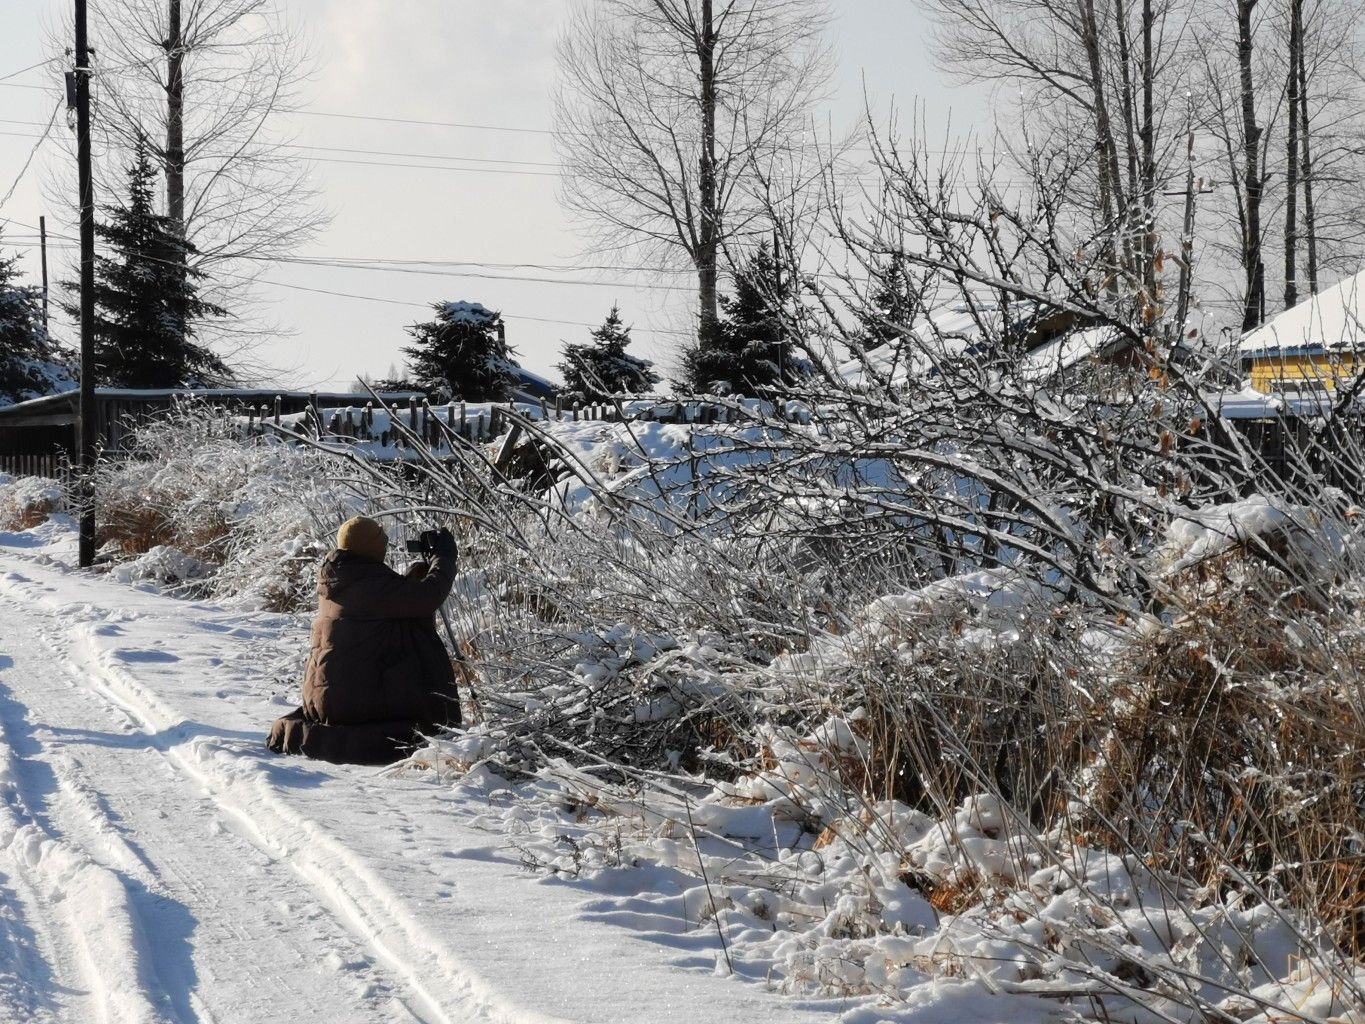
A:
49;0;324;354
1284;0;1303;309
925;0;1365;338
1197;0;1365;324
922;0;1192;325
554;0;832;348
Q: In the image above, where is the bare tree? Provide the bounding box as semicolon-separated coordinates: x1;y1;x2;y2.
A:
1196;0;1365;325
1236;0;1267;331
926;0;1365;340
554;0;832;349
922;0;1193;319
48;0;324;358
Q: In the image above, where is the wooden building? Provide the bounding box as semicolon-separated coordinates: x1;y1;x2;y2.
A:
1240;271;1365;393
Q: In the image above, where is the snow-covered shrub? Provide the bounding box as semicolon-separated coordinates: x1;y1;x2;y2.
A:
0;473;66;530
375;371;1365;1018
93;408;385;610
1088;534;1365;957
111;544;216;594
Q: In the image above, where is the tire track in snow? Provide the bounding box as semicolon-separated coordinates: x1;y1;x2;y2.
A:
0;661;167;1024
66;631;570;1024
1;582;437;1024
0;569;572;1024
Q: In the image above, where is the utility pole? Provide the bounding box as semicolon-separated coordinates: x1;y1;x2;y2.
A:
38;215;49;335
75;0;96;569
1163;102;1213;348
1175;117;1197;337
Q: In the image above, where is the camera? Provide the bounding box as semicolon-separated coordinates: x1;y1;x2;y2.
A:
405;529;441;557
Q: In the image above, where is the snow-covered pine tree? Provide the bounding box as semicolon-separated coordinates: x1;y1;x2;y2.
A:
851;251;919;353
0;234;73;407
682;240;796;395
402;301;520;402
63;137;230;388
556;305;660;401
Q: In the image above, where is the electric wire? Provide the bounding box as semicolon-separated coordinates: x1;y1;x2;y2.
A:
0;101;63;211
0;217;698;337
0;59;61;83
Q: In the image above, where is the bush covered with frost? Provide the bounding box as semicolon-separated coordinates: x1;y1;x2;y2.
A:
92;410;384;610
0;472;65;531
381;389;1365;1021
27;389;1361;1018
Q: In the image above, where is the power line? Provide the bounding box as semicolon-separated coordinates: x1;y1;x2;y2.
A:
0;58;60;83
0;118;561;167
0;127;565;177
2;218;696;337
0;127;1049;188
0;101;62;211
298;109;554;136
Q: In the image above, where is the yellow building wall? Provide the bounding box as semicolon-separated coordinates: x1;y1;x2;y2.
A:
1249;353;1358;394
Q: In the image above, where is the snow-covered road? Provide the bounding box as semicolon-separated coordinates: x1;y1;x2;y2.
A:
0;529;834;1024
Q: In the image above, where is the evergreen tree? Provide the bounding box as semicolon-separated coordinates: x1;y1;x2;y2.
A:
0;235;72;406
557;305;660;400
402;301;520;401
63;137;230;388
682;241;797;394
851;251;919;353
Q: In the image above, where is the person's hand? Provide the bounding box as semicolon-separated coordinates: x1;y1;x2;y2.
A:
434;528;457;561
405;561;430;580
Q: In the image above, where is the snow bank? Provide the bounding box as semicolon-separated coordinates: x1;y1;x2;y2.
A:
773;567;1060;681
112;544;216;592
466;752;1348;1024
1161;494;1352;575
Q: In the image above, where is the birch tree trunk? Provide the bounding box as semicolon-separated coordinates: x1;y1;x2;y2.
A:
1237;0;1265;331
1284;0;1301;310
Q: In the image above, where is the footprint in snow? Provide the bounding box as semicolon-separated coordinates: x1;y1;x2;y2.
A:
324;951;373;973
114;649;179;664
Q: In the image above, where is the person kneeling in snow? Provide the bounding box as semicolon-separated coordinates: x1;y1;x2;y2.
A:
266;516;461;765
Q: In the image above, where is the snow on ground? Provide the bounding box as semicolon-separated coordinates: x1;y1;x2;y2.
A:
0;519;856;1024
3;511;1360;1024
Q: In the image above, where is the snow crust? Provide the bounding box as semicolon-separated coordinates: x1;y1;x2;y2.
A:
1161;493;1351;574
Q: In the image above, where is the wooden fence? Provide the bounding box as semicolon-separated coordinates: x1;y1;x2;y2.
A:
238;394;767;453
9;390;1360;503
0;452;72;482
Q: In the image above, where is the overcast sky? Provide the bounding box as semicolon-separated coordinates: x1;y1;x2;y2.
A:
0;1;992;389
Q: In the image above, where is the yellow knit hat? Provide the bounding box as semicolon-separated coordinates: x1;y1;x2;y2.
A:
336;516;388;562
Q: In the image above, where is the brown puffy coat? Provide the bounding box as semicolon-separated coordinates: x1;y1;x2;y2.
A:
266;549;460;764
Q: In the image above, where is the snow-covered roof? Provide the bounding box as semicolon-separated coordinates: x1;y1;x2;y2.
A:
0;387;424;420
1212;384;1337;419
839;302;1121;386
1021;325;1126;379
509;367;558;401
838;302;1001;385
1239;269;1365;357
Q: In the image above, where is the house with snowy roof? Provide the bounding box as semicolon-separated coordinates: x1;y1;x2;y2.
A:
837;299;1137;387
1239;270;1365;393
